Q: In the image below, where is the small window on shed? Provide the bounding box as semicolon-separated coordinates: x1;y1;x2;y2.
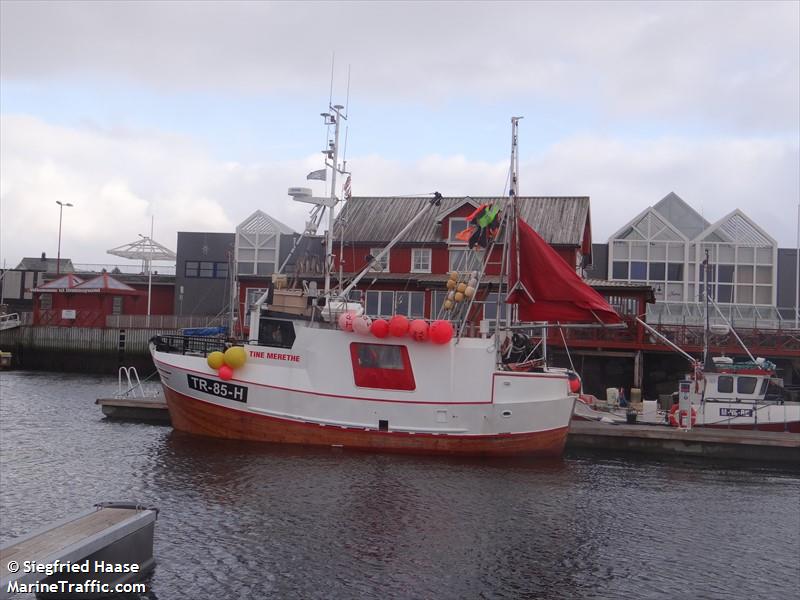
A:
40;294;52;310
717;376;733;394
257;318;296;349
112;296;123;315
350;343;415;391
737;376;757;395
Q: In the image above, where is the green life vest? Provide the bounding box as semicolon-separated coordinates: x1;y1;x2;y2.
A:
477;205;500;228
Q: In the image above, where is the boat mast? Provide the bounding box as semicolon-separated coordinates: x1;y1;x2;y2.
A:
703;248;710;367
322;105;346;298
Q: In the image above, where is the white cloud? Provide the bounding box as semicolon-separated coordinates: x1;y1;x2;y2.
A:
1;115;796;271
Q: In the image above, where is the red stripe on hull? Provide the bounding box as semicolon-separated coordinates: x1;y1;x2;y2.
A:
163;386;569;457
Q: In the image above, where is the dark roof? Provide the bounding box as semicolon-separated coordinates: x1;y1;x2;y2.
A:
295;272;654;301
336;196;590;246
15;257;74;273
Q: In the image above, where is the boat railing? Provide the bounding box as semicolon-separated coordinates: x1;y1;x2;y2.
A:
152;334;229;357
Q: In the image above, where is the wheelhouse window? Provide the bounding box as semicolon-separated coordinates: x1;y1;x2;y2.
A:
717;376;733;394
411;248;432;273
350;343;415;391
737;376;757;395
257;318;295;349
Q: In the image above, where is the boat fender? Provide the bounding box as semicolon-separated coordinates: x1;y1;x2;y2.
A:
669;404;697;427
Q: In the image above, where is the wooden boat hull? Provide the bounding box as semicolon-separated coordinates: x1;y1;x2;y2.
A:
163;386;569;457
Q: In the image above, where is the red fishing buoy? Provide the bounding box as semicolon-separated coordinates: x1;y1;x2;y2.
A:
389;315;409;337
429;320;454;344
370;318;390;338
409;319;429;342
218;365;233;381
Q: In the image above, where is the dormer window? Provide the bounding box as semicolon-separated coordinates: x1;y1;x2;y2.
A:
448;218;468;243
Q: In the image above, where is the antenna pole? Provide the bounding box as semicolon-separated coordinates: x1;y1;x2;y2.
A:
147;216;154;324
323;105;345;298
703;249;710;366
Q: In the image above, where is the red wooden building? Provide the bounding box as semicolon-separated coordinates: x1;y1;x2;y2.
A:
285;196;654;325
32;272;174;327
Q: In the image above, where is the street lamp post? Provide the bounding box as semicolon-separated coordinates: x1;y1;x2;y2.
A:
56;201;74;275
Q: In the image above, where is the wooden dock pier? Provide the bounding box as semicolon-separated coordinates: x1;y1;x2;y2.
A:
96;398;171;424
0;503;158;599
567;420;800;463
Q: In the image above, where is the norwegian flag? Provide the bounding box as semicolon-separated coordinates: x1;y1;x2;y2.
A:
343;175;352;200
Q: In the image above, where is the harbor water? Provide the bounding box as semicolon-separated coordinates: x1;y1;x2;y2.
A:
1;371;798;600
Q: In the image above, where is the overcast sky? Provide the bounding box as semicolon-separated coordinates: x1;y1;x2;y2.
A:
1;0;798;268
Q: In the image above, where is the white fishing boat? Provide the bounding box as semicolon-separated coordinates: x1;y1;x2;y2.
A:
149;111;622;456
574;252;800;433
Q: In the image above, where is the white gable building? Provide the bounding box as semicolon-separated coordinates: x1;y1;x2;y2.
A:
608;192;779;325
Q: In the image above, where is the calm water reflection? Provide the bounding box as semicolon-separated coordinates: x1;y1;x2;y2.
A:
1;371;798;599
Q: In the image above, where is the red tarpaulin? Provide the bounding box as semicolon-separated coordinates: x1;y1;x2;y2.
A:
506;217;622;324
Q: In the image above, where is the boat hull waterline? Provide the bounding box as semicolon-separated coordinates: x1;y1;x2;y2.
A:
162;385;571;456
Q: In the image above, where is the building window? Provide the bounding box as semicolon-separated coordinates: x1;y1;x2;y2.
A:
365;290;395;317
648;262;666;280
411;248;432;273
667;263;683;281
449;217;468;243
449;248;481;271
186;261;228;278
350;343;416;391
347;290;363;302
370;248;390;272
246;287;269;308
612;262;629;279
40;294;52;310
630;262;647;280
112;296;123;315
483;292;508;322
237;262;255;275
432;290;449;318
395;291;425;318
199;261;215;278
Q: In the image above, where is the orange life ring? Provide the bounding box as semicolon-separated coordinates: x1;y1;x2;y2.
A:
669;404;697;427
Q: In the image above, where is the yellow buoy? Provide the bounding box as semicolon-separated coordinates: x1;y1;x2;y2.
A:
464;286;475;298
454;291;465;303
456;282;467;294
223;346;247;369
446;279;457;290
443;299;454;310
207;351;225;370
449;270;459;280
